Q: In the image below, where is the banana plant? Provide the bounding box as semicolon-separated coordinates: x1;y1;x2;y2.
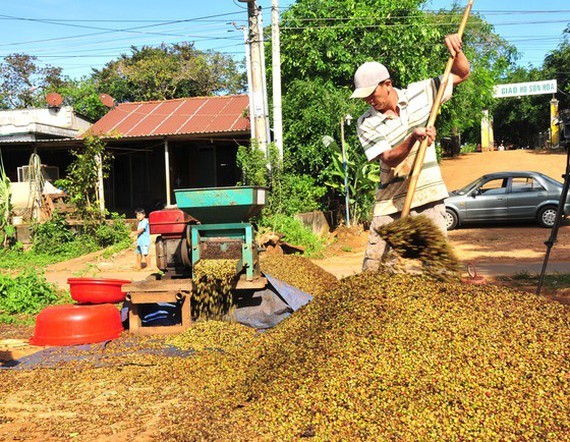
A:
322;136;380;225
0;151;15;248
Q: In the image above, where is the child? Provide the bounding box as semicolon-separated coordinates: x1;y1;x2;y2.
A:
135;208;151;270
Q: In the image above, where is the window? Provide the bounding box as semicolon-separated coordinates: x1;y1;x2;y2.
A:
511;177;544;193
479;178;507;195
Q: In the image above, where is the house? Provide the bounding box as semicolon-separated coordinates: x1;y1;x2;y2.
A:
0;95;251;217
87;94;250;215
0;106;90;213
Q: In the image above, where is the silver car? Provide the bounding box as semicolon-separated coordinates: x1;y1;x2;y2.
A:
444;171;570;230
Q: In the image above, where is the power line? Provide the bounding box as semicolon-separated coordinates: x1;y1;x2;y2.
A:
1;7;568;77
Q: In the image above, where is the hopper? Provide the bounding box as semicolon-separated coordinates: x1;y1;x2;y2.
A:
174;186;268;224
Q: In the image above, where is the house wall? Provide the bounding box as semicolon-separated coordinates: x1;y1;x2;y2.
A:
106;139;242;217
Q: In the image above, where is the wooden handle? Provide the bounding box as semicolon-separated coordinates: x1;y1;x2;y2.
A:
400;0;474;218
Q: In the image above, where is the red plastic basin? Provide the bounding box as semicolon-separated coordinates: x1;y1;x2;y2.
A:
30;304;123;346
67;277;131;304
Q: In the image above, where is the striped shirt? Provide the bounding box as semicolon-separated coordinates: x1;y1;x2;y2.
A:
356;77;453;216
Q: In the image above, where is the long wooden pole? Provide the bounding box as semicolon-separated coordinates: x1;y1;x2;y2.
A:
401;0;474;217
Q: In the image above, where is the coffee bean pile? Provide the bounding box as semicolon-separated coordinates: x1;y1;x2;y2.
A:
164;320;256;352
1;260;569;441
260;254;339;297
377;215;461;281
192;259;239;320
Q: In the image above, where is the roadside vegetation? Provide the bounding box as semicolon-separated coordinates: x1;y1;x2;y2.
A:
0;137;132;324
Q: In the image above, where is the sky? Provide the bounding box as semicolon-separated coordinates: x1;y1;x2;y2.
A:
0;0;568;80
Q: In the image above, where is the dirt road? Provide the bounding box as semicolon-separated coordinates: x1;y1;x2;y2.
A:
440;149;568;191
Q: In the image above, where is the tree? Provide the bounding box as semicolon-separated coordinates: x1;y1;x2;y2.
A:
543;30;570;111
0;54;65;109
55;135;113;219
274;0;515;176
56;77;111;122
92;42;246;103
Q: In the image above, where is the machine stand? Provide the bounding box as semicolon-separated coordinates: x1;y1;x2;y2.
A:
123;280;193;336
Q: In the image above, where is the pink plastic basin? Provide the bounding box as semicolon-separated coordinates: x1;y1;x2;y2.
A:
30;304;123;346
67;277;131;304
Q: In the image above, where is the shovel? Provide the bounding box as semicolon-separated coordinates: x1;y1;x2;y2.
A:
377;0;474;276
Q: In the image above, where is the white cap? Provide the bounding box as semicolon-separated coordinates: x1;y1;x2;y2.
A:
350;62;390;99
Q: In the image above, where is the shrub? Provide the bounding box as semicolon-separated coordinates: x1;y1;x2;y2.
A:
0;270;59;317
258;213;325;258
31;213;77;254
266;173;326;217
92;212;131;247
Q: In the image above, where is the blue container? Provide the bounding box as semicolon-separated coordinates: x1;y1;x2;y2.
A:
174;186;268;224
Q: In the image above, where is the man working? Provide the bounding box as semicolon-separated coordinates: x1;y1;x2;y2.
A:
351;34;470;272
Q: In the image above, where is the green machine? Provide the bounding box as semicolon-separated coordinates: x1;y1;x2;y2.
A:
142;185;312;330
174;186;268;282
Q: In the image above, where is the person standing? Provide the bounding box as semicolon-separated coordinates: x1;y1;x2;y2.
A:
351;33;470;272
135;208;151;270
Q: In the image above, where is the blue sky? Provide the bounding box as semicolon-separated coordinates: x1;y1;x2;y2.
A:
0;0;568;80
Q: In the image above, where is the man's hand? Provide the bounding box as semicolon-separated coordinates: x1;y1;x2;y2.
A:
445;33;463;57
412;126;436;146
446;33;470;85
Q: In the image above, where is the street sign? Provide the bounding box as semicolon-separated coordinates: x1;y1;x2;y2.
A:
493;79;557;98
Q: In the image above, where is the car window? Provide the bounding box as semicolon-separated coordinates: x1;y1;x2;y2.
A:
511;177;545;193
479;178;507;195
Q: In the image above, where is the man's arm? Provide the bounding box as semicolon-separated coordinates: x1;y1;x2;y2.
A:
445;33;470;85
380;126;436;168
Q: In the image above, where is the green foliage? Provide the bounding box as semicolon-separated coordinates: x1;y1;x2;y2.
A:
258;214;325;258
93;42;246;103
267;143;327;216
460;142;478;153
236;142;326;217
55;134;113;218
0;270;58;317
0;247;81;270
31;213;78;254
266;173;326;217
30;211;129;258
544;38;570;110
236;140;267;186
490;67;551;148
322;136;379;225
92;212;132;248
55;77;110;121
281;78;362;176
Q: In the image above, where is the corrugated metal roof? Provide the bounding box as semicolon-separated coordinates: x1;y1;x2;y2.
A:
86;95;250;139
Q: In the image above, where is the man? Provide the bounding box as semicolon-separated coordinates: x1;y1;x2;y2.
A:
351;34;470;272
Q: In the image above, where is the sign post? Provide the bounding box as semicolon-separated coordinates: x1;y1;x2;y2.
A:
492;79;558;148
493;79;557;99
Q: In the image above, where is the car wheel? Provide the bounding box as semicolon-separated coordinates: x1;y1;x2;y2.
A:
445;208;459;230
537;206;558;228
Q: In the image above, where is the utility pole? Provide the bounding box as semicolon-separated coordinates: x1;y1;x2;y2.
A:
271;0;283;158
240;0;270;154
